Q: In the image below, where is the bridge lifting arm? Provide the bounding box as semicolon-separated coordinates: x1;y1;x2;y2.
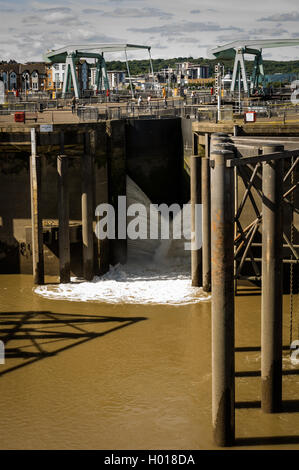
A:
45;43;150;99
230;48;249;94
208;39;299;95
62;52;80;99
95;54;110;93
250;50;265;92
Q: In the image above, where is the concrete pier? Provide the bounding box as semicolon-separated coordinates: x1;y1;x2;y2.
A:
211;147;235;446
201;133;211;292
190;153;201;286
57;154;70;283
261;144;284;413
30;128;44;285
82;131;95;281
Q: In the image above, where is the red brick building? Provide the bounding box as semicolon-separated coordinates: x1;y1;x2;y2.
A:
0;62;47;92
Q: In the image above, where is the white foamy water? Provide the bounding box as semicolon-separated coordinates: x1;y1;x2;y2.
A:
35;262;210;305
35;177;208;305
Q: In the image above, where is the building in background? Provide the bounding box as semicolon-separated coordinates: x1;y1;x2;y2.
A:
46;63;65;92
79;61;90;92
0;62;46;92
0;64;21;91
108;71;126;90
45;61;91;94
90;68;126;91
155;62;211;88
19;63;46;92
176;62;211;85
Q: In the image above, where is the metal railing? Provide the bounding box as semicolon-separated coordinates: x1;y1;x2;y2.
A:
76;100;187;121
3;96;299;124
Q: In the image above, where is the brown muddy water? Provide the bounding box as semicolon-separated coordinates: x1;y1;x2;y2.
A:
0;274;298;450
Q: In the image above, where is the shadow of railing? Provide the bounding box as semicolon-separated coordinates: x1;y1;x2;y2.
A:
235;434;299;446
236;400;299;412
0;310;147;377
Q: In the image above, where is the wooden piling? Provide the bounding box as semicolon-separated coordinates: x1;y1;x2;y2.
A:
81;131;95;281
57;154;70;283
30;128;44;285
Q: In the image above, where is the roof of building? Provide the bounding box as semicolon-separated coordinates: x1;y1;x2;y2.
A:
19;63;46;74
0;63;19;73
0;62;46;74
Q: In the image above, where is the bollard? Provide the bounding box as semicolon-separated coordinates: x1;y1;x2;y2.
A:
57;155;70;283
211;148;235;446
261;144;284;413
233;125;239;137
30;128;44;285
81;131;95;281
190;153;202;287
201;133;211;292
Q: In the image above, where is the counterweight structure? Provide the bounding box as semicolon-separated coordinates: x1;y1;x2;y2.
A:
44;44;152;98
209;39;299;94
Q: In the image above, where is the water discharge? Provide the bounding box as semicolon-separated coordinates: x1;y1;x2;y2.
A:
35;176;208;305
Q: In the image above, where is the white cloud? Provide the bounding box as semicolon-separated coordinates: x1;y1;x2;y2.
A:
129;21;241;36
106;7;172;19
1;0;299;61
258;11;299;22
22;10;82;26
82;8;104;14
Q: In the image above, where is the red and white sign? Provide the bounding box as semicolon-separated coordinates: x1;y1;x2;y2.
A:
244;111;256;123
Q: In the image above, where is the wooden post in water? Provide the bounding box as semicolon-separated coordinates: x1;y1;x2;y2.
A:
210;146;235;446
81;130;94;281
30;128;44;285
261;144;284;413
57;153;70;283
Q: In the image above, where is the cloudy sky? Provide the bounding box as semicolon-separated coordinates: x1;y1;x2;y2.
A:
1;0;299;62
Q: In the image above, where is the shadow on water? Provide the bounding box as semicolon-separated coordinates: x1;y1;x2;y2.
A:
235;345;291;352
235;400;299;446
235;344;298;377
236;400;299;413
235;370;261;377
236;292;261;297
0;311;147;377
236;369;299;377
235;435;299;446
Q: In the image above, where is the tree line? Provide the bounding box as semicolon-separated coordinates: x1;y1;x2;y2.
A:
105;56;299;77
1;56;299;77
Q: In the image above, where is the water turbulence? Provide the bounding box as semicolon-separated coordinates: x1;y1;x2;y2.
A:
35;176;210;305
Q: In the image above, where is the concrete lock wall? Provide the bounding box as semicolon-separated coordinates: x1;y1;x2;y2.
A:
0;123;108;275
0;118;187;275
